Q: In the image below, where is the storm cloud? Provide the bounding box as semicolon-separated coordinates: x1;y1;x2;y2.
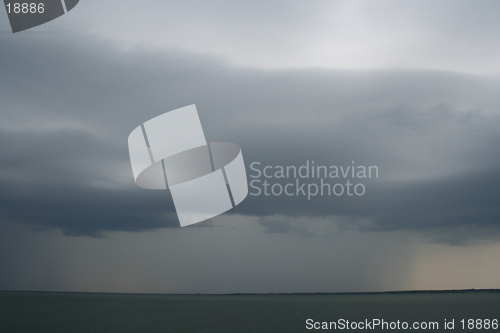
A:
0;29;499;243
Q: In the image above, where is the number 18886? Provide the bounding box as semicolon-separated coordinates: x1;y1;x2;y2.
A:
461;319;499;330
6;3;45;14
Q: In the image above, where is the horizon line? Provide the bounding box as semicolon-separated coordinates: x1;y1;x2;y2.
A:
2;288;499;296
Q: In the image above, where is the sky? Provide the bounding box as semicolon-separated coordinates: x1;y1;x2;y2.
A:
0;0;499;293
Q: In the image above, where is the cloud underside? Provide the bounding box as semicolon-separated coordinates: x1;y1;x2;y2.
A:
0;32;499;243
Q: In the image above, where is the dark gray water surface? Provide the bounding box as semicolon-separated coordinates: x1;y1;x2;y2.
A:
1;291;499;332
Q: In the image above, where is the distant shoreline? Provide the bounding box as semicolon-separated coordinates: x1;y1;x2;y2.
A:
1;288;499;296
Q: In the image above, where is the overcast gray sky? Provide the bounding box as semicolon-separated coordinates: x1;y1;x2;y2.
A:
0;0;499;293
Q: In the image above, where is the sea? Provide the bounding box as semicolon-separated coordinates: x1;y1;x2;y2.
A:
1;291;499;332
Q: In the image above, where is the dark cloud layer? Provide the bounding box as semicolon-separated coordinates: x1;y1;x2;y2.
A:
1;32;499;242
